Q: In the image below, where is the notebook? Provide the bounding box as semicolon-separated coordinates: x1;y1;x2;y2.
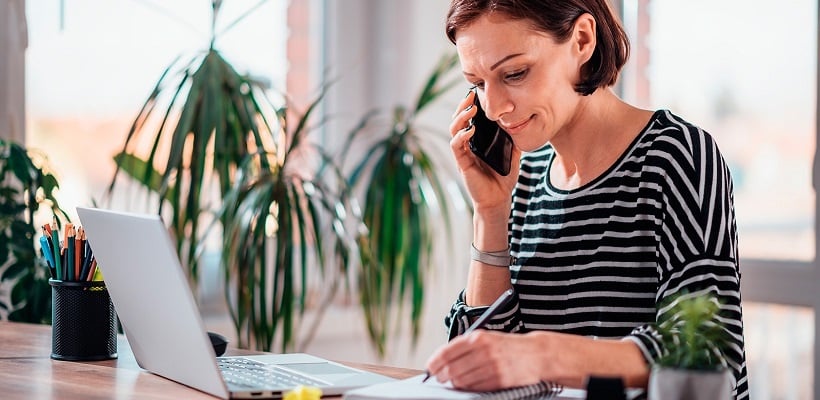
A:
343;374;574;400
76;207;394;399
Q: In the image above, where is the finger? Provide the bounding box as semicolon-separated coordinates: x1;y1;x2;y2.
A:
424;335;476;378
449;103;477;138
449;331;514;389
450;123;474;153
430;332;504;386
451;89;476;119
450;363;504;392
444;352;498;388
450;126;482;172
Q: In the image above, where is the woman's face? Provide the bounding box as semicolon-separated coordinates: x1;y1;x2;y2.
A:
455;13;588;151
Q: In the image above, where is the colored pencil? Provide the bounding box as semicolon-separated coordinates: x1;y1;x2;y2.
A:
86;257;97;281
65;224;75;281
74;227;82;280
50;218;62;281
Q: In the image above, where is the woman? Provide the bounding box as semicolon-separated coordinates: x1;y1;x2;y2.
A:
423;0;749;398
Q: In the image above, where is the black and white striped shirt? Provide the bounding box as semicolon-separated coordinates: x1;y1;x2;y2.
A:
445;110;749;399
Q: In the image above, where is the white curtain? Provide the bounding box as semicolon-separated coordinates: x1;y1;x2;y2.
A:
0;0;27;144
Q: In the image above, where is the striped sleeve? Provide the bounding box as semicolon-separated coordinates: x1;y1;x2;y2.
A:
625;113;748;399
444;289;525;341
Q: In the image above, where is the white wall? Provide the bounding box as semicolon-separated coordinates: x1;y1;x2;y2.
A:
303;0;476;368
320;0;459;149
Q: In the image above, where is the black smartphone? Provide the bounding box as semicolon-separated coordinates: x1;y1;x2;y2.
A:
468;93;514;176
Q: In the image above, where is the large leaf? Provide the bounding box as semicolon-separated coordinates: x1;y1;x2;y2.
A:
107;48;280;285
217;84;363;352
344;52;468;356
112;152;177;203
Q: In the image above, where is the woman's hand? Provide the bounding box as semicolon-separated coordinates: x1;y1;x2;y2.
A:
425;329;651;391
424;330;546;392
450;90;521;212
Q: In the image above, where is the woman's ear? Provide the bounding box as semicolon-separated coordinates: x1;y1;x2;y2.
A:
572;13;597;65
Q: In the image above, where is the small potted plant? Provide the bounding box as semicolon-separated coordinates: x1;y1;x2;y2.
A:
649;293;733;400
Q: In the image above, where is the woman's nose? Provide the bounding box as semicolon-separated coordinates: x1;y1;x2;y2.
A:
481;86;513;121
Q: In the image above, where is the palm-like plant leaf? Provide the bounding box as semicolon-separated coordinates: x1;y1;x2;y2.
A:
105;3;363;352
345;53;467;356
219;89;364;351
106;48;277;285
413;53;461;114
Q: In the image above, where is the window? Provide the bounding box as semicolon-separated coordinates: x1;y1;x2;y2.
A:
620;1;817;397
622;0;816;261
25;0;287;218
21;0;288;319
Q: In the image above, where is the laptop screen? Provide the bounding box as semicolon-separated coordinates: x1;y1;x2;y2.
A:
77;207;394;399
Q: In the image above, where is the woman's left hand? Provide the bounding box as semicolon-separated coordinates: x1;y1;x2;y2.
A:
424;330;547;391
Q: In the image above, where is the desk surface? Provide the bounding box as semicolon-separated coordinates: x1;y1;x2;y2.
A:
0;321;420;399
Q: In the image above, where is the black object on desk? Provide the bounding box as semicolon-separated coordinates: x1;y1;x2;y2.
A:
207;331;228;357
50;279;118;361
585;376;627;400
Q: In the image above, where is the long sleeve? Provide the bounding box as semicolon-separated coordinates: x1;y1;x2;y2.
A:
624;115;748;399
444;288;525;341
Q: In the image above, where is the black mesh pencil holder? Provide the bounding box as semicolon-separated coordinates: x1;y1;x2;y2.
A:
50;279;118;361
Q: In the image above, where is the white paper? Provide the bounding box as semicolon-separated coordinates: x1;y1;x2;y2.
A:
344;374;478;400
344;374;566;400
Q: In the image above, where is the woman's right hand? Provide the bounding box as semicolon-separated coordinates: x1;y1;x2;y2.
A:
450;90;521;213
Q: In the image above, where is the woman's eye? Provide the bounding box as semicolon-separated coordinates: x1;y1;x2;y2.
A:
473;82;485;90
505;69;527;82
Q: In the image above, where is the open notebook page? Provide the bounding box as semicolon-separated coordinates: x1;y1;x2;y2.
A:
343;373;574;400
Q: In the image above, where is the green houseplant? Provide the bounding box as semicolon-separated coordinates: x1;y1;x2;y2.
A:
106;0;470;354
649;293;733;400
105;1;365;352
217;52;470;354
105;1;278;287
218;88;367;352
0;139;69;323
341;53;471;356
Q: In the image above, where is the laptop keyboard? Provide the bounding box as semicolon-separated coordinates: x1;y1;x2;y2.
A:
218;357;327;389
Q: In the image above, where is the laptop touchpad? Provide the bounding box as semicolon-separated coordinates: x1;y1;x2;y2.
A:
280;363;359;382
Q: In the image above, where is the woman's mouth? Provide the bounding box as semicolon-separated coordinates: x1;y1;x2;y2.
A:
500;116;533;134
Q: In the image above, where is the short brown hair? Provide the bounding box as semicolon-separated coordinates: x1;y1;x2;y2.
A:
446;0;629;96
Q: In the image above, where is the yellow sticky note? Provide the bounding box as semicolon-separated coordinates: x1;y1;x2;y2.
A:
283;385;322;400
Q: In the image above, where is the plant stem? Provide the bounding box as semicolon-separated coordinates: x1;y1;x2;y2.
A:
210;0;222;50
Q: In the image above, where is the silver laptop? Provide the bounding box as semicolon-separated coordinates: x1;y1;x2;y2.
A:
77;207;394;399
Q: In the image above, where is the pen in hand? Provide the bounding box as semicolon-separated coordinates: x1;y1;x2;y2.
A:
422;288;515;383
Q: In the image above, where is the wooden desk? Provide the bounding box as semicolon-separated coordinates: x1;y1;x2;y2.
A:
0;321;419;399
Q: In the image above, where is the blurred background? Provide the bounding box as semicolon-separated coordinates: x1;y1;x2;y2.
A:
3;0;817;398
